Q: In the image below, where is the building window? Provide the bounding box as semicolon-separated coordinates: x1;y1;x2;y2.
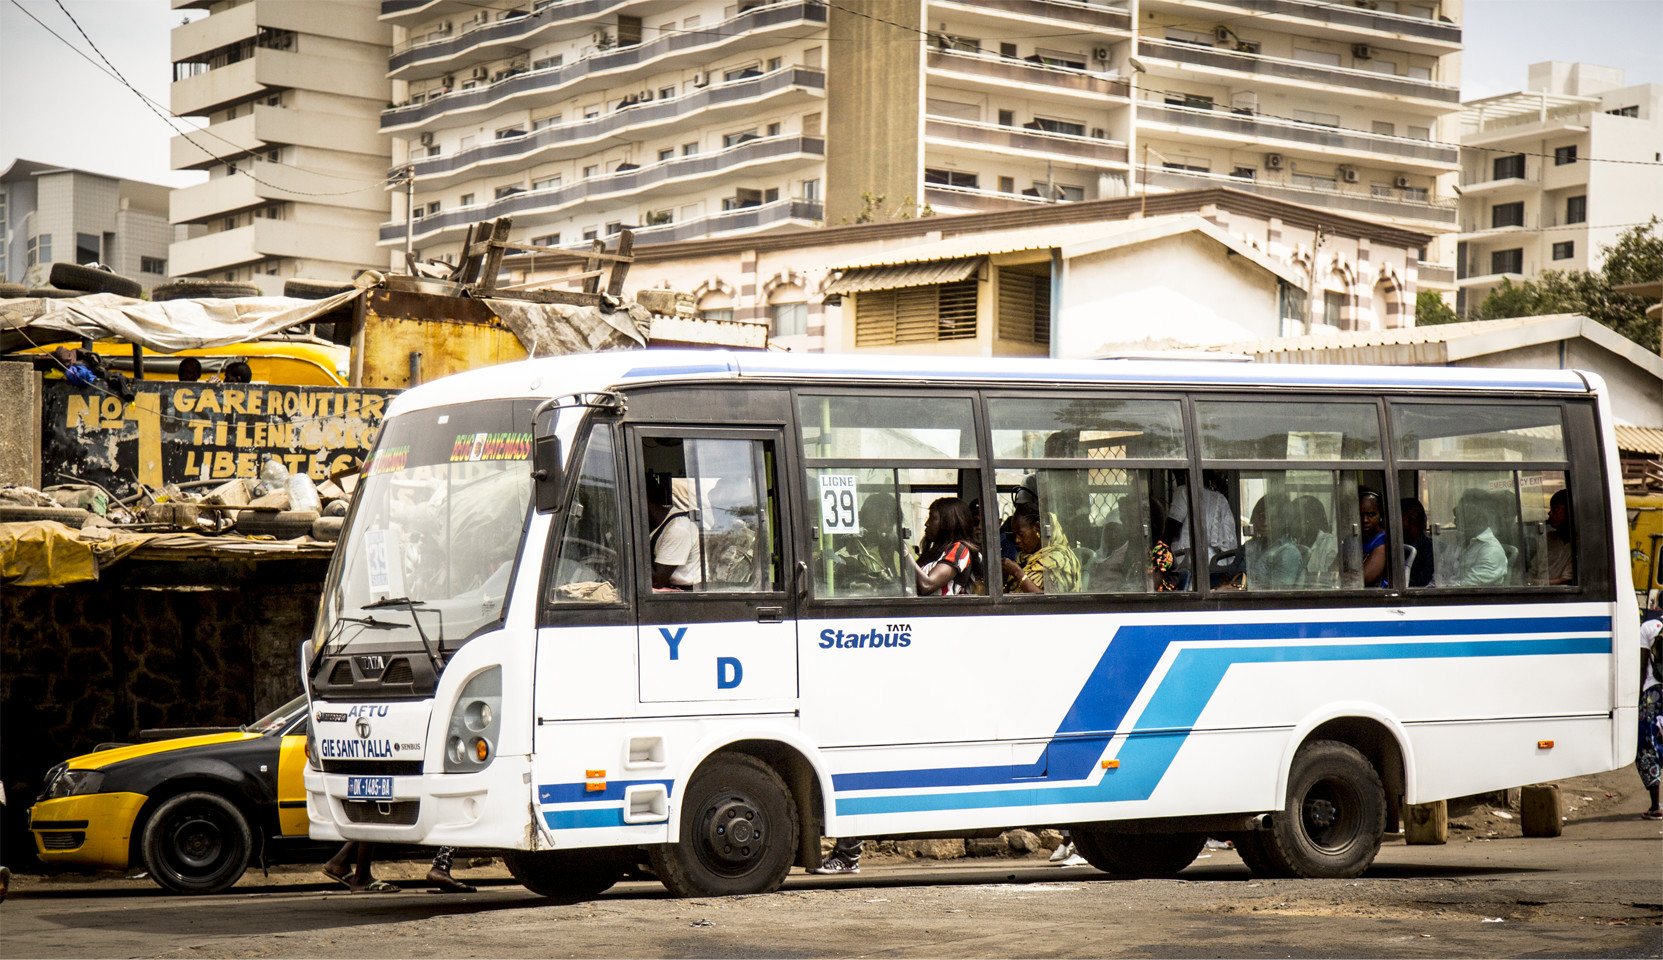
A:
722;129;760;147
494;184;523;199
605;221;622;236
1371;181;1392;198
496;126;527;140
459;193;474;205
1292;172;1337;191
532;176;561;191
582;164;599;178
698;290;733;322
768;284;808;337
682;143;698;156
1230;166;1255;180
1291;109;1339;127
1491;248;1524;274
1372;120;1395;136
1492;154;1525;180
1552;241;1574;260
531;233;559;247
1566;195;1586;224
1167;93;1216;111
854;280;978;346
532;55;562;71
1554;144;1577;165
1407;125;1430;140
425;201;441;217
924;168;979;189
76;233;101;264
582;228;598;241
1607;105;1640;117
659;86;675;100
766;122;781;137
1491;201;1524;229
997;268;1050;345
658;148;674;162
140;256;167;275
532;114;561;130
764;187;780;203
1323;290;1346;327
25;233;50;267
998;176;1015;193
1030;116;1086;136
426;145;441;157
801;178;820;201
1402;185;1428;202
998;109;1015;127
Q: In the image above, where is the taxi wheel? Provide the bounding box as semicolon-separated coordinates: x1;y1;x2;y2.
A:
141;791;253;894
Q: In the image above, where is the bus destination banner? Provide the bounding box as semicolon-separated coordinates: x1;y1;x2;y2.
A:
42;381;401;500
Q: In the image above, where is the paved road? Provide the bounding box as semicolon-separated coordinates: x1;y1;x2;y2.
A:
6;802;1660;958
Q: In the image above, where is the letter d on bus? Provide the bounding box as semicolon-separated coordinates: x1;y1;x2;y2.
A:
716;657;743;689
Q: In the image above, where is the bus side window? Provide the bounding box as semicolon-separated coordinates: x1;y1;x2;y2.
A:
1392;403;1571;589
548;424;626;605
641;436;780;594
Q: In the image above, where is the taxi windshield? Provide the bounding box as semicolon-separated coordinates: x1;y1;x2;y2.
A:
316;399;537;655
245;695;309;735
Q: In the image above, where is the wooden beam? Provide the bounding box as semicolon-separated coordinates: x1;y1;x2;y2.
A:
580;238;605;294
476;217;514;296
606;228;634;298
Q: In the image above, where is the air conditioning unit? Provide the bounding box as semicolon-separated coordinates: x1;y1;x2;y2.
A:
1265;152;1284;170
693;71;709;87
1091;127;1107;139
471;66;489;80
441;74;454;86
1092;46;1110;61
1352;43;1373;59
419;131;435;147
1394;175;1412;189
1339;166;1359;183
436;21;452;34
1214;25;1231;42
470;11;488;24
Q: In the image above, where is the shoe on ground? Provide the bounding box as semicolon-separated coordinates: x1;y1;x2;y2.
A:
1058;853;1089;866
1048;841;1076;862
808;855;859;875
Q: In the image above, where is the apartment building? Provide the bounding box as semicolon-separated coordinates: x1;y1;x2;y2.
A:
1457;62;1663;314
376;0;1462;344
168;0;392;294
1;159;175;292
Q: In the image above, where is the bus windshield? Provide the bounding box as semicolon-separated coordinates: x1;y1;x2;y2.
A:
316;398;537;654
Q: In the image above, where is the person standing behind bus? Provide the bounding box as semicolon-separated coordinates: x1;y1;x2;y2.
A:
1639;617;1662;820
906;497;978;595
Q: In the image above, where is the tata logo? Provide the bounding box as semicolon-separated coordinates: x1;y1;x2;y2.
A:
356;655;387;674
355;717;373;739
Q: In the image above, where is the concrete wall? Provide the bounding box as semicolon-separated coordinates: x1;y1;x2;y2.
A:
825;0;922;225
1055;231;1283;357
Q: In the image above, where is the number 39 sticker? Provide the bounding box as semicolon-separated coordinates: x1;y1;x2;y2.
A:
818;475;859;535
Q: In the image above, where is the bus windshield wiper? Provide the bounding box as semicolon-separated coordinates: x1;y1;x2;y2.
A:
307;614;399;679
360;596;445;675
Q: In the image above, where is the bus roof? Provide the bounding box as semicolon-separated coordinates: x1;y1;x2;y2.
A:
386;349;1593;417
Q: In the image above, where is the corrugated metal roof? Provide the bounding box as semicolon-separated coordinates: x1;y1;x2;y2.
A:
1617;426;1663;456
1213;314;1576;356
825;217;1193;271
823;257;984;295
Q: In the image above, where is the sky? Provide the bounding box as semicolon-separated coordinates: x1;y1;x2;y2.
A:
0;0;1660;187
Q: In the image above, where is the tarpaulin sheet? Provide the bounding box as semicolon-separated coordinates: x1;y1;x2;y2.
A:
480;297;648;355
0;521;335;587
0;289;362;354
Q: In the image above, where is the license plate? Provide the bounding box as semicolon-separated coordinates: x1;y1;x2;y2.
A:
347;776;393;799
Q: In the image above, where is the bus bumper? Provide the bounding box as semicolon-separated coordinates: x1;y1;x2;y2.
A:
305;756;533;850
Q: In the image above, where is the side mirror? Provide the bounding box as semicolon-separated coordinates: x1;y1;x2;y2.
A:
532;434;563;513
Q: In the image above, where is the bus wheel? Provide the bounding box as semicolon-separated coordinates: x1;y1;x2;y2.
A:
1253;740;1385;879
649;753;797;897
503;848;628;901
140;791;252;894
1071;828;1206;877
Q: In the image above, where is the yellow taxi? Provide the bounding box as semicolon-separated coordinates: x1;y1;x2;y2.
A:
29;696;311;894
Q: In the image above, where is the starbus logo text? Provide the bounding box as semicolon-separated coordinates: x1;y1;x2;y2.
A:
818;623;912;649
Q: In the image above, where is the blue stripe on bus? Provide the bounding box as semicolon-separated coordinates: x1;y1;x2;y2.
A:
543;807;630;830
830;616;1609;814
538;779;673;805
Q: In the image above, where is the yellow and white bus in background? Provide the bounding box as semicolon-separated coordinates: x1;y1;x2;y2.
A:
302;352;1641;899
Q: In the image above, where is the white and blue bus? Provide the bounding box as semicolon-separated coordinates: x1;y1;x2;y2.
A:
301;351;1641;898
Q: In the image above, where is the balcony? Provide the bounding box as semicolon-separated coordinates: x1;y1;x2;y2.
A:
172;48;388;117
1140;166;1457;225
1135;38;1458;105
1416;261;1456;286
170;218;383;275
926;117;1129;168
1137;101;1457;170
407;66;825;192
612;197;823;246
379;0;478;25
172;104;387;170
1167;0;1459;46
925;49;1131;105
1458;174;1537;196
382;135;826;245
924;184;1049;214
390;0;633;80
381;2;827;134
930;0;1130;34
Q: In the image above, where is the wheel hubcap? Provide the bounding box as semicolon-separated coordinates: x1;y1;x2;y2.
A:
172;815;225;870
702;797;763;866
1301;778;1359;852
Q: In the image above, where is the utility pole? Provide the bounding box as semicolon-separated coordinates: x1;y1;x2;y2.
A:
1304;224;1327;335
403;166;416;260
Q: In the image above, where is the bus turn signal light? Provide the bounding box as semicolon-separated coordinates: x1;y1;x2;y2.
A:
1101;759;1120;769
1537;740;1554;749
586;781;606;792
475;739;489;761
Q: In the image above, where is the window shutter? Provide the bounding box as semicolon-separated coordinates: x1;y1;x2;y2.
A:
998;274;1049;344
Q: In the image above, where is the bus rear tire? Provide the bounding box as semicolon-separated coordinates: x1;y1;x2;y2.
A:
1070;828;1206;877
1248;739;1385;879
649;753;797;898
503;848;628;901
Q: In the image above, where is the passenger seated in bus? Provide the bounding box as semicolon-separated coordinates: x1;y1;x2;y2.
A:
1002;503;1080;594
1401;496;1435;587
1453;489;1508;587
1168;470;1238;581
1528;489;1575;585
1359;489;1390;588
1296;495;1339;587
648;477;703;590
907;497;979;596
1237;494;1302;590
833;492;904;593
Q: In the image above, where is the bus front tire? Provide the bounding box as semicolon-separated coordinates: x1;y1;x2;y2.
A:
503;848;628;901
140;791;253;895
1244;739;1385;879
649;753;797;898
1070;828;1206;877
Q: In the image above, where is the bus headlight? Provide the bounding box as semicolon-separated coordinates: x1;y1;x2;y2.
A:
443;667;501;774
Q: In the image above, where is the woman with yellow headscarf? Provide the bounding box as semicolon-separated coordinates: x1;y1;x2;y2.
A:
1002;503;1080;594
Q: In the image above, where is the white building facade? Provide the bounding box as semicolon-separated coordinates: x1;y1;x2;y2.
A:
1;159;175;293
168;0;393;293
1457;62;1663;315
375;0;1464;320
